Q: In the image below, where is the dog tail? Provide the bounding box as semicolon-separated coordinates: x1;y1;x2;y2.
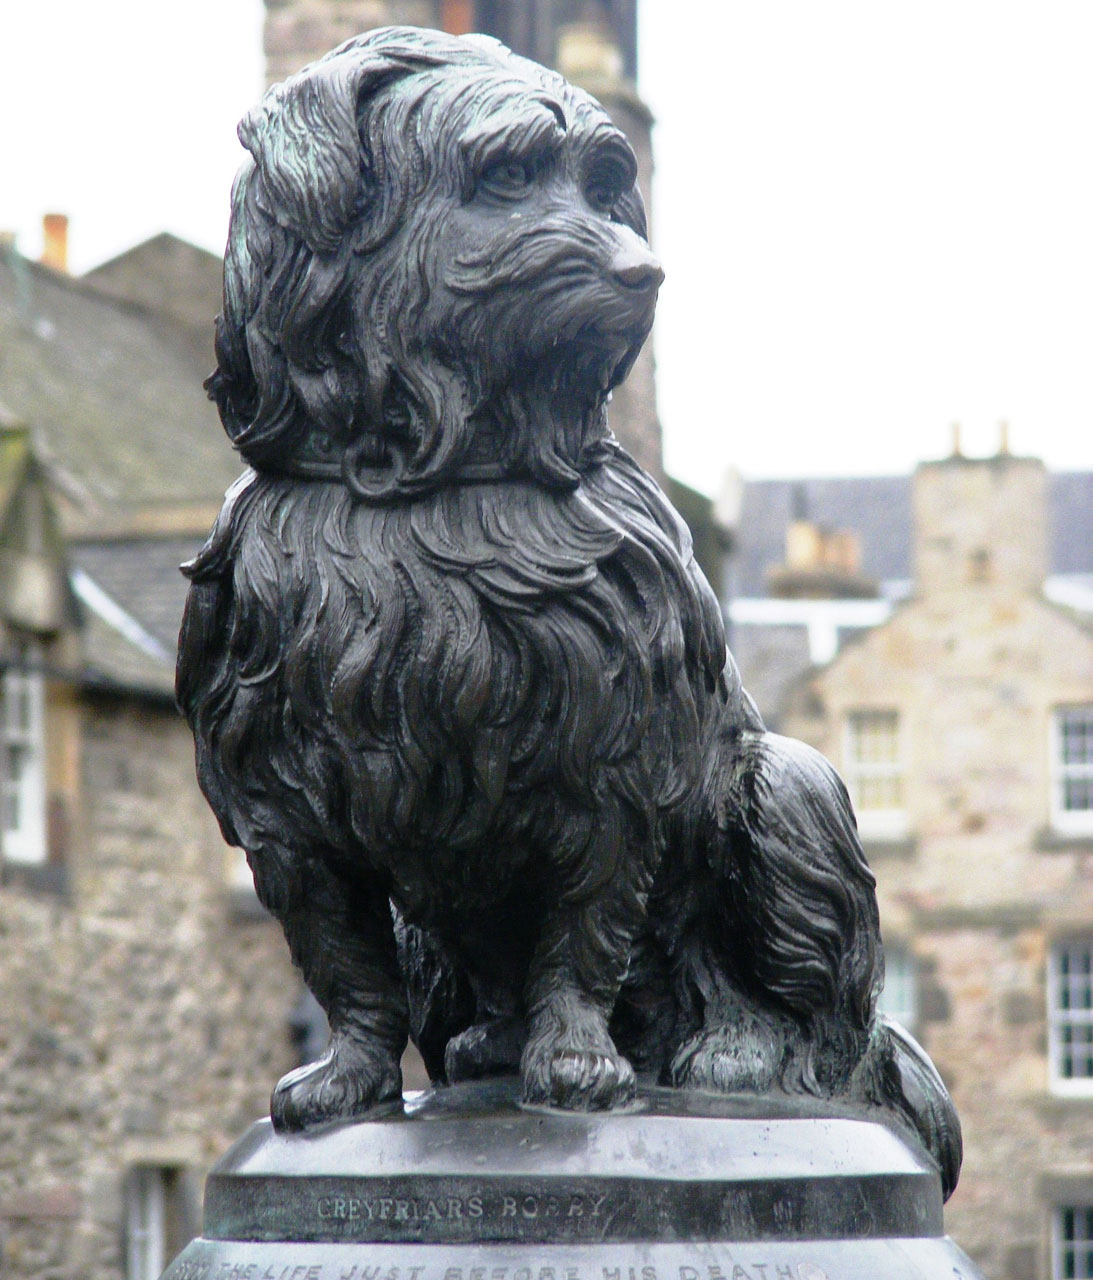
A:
858;1015;963;1202
710;728;962;1199
707;729;882;1095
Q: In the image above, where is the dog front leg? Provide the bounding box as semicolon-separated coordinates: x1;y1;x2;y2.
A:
262;855;408;1131
521;879;642;1110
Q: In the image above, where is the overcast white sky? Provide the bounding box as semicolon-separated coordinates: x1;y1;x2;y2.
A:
4;2;1093;492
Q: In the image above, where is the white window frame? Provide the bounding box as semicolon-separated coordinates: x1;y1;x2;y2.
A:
843;709;908;839
1048;941;1093;1096
877;944;918;1035
1051;706;1093;837
0;646;46;865
125;1166;167;1280
1052;1202;1093;1279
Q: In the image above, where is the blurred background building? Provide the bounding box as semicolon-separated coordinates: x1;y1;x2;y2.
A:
766;444;1093;1279
0;4;1091;1280
0;225;300;1280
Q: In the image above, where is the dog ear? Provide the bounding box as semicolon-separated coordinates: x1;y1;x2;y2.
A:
238;45;406;255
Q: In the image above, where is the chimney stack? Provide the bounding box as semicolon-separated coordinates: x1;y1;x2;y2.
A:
913;451;1047;596
767;521;877;600
557;19;625;86
40;214;69;273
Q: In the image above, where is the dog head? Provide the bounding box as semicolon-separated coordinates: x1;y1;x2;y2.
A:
209;26;663;498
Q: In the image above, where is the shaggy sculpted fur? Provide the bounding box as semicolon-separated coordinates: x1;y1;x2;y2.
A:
177;26;961;1197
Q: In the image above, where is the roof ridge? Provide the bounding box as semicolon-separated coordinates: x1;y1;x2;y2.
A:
1;244;214;340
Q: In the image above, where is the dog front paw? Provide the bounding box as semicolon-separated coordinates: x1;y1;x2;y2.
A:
271;1034;402;1131
521;1014;635;1110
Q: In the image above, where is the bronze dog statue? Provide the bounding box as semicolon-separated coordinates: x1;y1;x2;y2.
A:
177;26;960;1197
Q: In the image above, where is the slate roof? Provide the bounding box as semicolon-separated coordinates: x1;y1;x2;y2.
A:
729;622;814;729
71;537;205;656
0;236;239;699
82;233;223;367
66;537;209;699
734;472;1093;597
0;245;240;528
78;605;177;699
1050;472;1093;575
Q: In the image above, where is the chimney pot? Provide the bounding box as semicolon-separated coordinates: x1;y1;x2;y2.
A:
439;0;474;35
41;213;68;273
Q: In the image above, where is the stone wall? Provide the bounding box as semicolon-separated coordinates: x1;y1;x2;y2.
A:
783;453;1093;1279
0;696;298;1279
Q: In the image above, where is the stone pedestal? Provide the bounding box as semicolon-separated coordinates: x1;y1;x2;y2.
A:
162;1079;984;1280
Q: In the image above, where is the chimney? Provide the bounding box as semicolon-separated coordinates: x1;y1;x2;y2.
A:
557;19;626;86
767;521;877;600
40;214;68;273
913;450;1047;597
439;0;473;34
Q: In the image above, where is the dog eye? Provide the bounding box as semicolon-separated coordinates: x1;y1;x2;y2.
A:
479;160;534;199
586;180;621;215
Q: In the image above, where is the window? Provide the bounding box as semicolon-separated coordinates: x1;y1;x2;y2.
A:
1049;942;1093;1093
125;1166;190;1280
1052;706;1093;836
1053;1204;1093;1278
844;709;907;838
0;646;45;865
877;944;917;1034
126;1167;166;1280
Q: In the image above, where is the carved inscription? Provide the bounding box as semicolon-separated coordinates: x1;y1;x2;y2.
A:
169;1262;830;1280
677;1267;827;1280
313;1193;609;1226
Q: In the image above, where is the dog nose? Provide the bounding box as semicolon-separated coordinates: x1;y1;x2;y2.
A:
611;229;665;292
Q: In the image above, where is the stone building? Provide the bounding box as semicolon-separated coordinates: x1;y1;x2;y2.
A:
0;232;304;1280
734;447;1093;1280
